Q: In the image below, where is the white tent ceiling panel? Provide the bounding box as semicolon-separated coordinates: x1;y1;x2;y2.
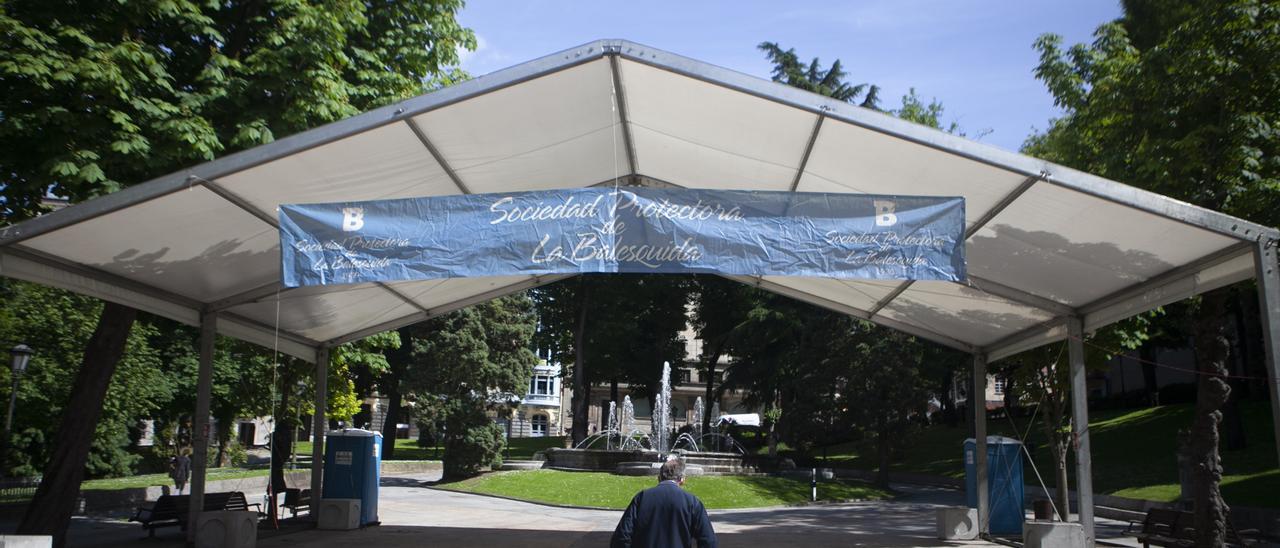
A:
22;186;278;303
621;61;814;190
387;275;538;311
411;59;623;193
879;281;1056;347
761;276;899;312
0;251;198;326
796;120;1029;229
967;183;1240;307
215;121;456;209
217;315;316;362
987;321;1068;363
228;284;418;343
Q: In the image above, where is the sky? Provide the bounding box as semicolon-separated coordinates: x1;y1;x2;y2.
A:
455;0;1123;153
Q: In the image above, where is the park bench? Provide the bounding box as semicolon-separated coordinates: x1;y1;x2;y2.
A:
282;488;311;518
130;491;262;537
1125;508;1259;547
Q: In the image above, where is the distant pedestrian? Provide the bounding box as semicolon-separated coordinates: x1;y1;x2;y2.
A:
611;456;717;548
170;448;191;495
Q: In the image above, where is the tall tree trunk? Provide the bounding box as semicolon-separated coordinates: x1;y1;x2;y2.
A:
875;414;890;487
1141;344;1159;406
1191;292;1231;548
380;388;402;460
214;414;232;467
701;339;726;435
269;370;294;521
18;302;136;547
381;327;413;460
571;283;591;445
1041;398;1071;521
610;378;619;407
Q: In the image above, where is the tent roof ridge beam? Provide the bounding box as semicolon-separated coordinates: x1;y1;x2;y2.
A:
0;40;616;247
608;54;638;180
192;176;279;227
964;275;1076;317
326;274;575;347
788;113;826;192
606;39;1278;242
1079;241;1254;318
5;244;203;311
868;281;912;318
722;274;977;353
965;174;1042;239
376;282;431;314
405;118;471;195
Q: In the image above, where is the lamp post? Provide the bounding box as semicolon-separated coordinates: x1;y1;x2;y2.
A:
2;344;34;478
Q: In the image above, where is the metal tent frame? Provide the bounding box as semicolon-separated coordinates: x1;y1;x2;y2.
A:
1;40;1277;546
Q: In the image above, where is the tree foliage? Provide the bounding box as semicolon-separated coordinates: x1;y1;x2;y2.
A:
1026;2;1279;541
401;295;539;479
1;0;475;220
758;41;880;109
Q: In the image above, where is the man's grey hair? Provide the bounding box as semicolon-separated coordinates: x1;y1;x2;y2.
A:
658;456;686;482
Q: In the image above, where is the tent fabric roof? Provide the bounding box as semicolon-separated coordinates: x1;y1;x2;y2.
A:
1;39;1274;363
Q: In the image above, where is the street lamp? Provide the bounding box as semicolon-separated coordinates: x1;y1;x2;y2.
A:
2;344;34;478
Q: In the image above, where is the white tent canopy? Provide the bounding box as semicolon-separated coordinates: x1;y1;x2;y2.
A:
2;40;1278;542
2;40;1272;363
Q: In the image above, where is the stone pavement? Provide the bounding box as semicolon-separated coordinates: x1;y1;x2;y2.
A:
57;472;1147;547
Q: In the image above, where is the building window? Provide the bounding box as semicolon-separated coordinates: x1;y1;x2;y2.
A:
529;375;555;396
992;378;1005;397
677;369;692;385
531;414;548;437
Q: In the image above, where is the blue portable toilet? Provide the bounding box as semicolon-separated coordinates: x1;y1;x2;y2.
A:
964;436;1025;535
323;429;382;526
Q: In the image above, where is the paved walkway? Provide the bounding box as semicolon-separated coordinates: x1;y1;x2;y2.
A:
58;472;1143;547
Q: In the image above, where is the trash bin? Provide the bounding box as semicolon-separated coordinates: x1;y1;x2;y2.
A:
964;436;1025;535
323;429;382;526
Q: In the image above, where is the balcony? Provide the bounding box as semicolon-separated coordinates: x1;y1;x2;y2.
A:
522;393;560;407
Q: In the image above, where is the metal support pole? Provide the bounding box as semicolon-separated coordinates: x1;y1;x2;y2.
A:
187;310;216;544
1067;317;1096;547
1;375;18;478
1253;240;1280;469
309;345;329;514
973;352;989;536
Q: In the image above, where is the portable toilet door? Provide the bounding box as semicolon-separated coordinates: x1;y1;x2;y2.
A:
323;429;383;526
963;436;1025;536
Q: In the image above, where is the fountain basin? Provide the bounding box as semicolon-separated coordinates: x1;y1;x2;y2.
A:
544;448;657;472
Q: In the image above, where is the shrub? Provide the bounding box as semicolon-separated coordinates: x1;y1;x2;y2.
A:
442;400;506;480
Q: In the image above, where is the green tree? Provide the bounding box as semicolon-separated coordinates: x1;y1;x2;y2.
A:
758;42;880;109
1;1;474;541
531;275;690;444
1028;2;1279;541
404;295;538;479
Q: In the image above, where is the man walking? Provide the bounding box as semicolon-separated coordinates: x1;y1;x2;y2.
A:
611;456;717;548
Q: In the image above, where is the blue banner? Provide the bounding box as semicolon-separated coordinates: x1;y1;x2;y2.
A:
279;188;965;287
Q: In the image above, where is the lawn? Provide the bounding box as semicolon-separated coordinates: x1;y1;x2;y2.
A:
799;400;1278;508
296;435;565;462
438;469;890;510
79;467;269;492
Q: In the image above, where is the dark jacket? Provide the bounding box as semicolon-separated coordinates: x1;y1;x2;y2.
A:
611;481;717;548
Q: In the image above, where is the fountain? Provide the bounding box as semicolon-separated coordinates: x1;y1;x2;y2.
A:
653;361;672;454
546;362;771;476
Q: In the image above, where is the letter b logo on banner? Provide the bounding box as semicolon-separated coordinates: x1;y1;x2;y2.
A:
342;207;365;232
874;200;898;227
